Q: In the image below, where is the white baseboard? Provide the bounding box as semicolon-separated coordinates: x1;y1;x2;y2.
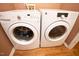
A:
9;47;15;56
64;42;70;48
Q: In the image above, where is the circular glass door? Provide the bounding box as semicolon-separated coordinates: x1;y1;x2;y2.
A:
49;25;66;39
9;23;38;45
45;21;69;41
13;26;34;41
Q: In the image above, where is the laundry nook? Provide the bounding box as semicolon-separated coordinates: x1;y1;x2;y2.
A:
0;3;79;56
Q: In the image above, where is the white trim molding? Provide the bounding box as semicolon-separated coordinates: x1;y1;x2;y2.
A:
64;32;79;49
9;47;15;56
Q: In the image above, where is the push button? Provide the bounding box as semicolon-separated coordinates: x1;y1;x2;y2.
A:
17;16;21;20
27;14;30;16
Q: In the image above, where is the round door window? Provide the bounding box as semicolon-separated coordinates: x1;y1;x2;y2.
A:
45;21;69;41
48;25;66;39
13;26;34;41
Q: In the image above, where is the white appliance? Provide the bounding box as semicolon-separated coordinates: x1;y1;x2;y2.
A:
40;9;79;47
0;10;40;50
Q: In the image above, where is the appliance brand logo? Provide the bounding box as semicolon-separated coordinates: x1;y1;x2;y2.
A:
0;19;10;21
0;15;10;21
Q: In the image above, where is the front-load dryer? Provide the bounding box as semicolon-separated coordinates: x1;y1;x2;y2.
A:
0;10;40;50
40;9;79;47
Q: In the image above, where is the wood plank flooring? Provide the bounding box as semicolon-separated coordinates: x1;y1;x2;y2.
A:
14;42;79;56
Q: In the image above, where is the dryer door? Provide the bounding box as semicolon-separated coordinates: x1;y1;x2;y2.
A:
8;23;38;45
45;21;70;41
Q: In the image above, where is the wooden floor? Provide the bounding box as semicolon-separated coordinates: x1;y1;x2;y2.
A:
14;43;79;56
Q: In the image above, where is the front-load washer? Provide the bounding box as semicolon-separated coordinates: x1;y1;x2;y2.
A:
40;9;79;47
0;10;40;50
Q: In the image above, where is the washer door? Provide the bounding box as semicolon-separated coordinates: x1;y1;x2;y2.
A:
45;21;69;41
8;23;38;45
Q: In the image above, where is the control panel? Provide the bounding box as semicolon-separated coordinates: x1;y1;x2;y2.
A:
57;13;68;17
